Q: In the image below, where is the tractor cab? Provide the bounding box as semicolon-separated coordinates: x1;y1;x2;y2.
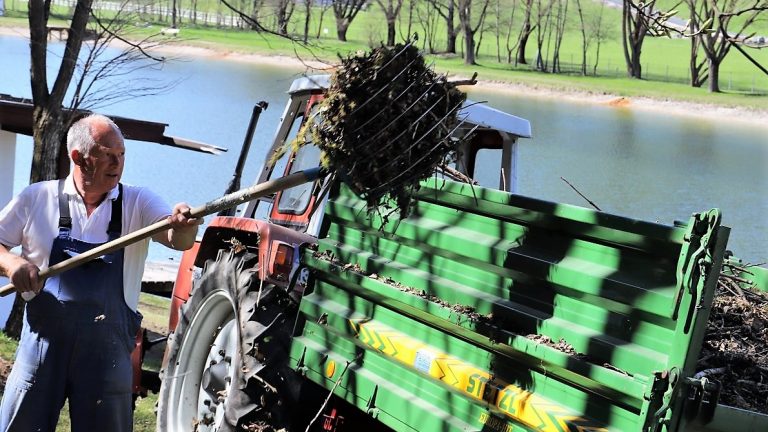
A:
153;76;534;431
243;75;532;236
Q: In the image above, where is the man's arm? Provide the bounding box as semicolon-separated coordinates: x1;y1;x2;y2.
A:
0;244;42;294
152;202;203;251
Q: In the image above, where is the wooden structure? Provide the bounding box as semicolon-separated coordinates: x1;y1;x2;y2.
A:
46;26;70;40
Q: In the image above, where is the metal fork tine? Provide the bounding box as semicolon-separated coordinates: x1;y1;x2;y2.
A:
348;64;438;136
352;99;467;196
345;81;444;163
369;101;468;175
364;121;479;200
342;56;425;118
346;93;450;176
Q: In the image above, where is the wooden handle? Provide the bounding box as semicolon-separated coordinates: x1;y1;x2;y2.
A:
0;168;323;297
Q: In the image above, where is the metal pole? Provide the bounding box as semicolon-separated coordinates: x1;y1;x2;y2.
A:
219;101;269;216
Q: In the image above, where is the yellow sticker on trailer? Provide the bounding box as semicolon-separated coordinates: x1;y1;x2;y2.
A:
349;319;609;432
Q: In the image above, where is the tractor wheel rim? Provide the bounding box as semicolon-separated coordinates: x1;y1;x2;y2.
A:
171;291;238;432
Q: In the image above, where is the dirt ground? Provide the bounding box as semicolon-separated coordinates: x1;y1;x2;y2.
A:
0;357;11;389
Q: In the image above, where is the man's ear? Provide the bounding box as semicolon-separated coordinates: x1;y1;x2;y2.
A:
71;150;84;166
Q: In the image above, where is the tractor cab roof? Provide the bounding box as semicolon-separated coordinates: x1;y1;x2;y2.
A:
288;75;532;139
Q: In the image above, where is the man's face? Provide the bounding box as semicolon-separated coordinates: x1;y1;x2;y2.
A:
81;123;125;195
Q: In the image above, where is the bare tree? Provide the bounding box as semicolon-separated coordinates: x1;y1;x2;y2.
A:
692;0;767;92
494;0;517;63
621;0;678;78
172;0;179;28
516;0;533;64
7;1;177;338
316;0;333;38
413;0;441;52
275;0;296;35
400;0;415;41
686;0;709;86
303;0;313;42
550;0;569;73
191;0;200;24
574;0;588;75
457;0;491;64
376;0;406;45
332;0;367;41
585;0;611;75
533;0;556;71
622;0;651;78
503;0;521;63
425;0;461;53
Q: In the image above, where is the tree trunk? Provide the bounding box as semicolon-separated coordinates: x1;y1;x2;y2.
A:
303;0;311;43
622;0;645;79
446;1;456;53
464;29;476;64
6;107;69;338
516;2;532;65
6;0;90;339
708;58;720;93
337;19;349;41
446;32;457;53
387;18;396;45
629;45;642;78
317;7;327;38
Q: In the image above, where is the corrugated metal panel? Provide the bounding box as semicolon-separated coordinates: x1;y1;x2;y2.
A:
290;178;729;432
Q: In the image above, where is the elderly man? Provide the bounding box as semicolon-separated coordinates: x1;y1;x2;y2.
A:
0;114;202;431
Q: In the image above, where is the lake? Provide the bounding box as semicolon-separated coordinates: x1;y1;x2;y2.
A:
1;35;766;270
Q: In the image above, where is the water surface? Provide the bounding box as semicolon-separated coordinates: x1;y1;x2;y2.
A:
1;35;765;266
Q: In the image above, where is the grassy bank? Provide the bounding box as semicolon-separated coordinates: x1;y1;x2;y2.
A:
0;293;168;431
1;4;767;113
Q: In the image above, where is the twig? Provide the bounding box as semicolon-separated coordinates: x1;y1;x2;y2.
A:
719;272;754;287
722;261;755;276
438;163;477;184
449;72;479;87
305;354;361;432
560;177;601;211
718;277;745;298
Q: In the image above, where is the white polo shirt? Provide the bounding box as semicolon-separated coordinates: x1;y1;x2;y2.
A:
0;176;172;311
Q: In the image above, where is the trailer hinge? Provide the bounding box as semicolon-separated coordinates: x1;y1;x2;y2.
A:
682;376;721;424
643;369;677;432
671;209;721;326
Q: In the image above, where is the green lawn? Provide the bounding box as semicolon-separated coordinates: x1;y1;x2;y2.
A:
1;2;766;109
0;293;168;431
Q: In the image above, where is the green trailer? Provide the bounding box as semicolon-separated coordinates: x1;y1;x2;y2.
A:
154;75;766;432
290;179;767;432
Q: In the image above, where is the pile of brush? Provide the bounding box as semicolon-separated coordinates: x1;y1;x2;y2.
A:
299;42;467;214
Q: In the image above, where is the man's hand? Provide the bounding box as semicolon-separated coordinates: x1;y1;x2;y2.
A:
168;203;203;232
0;250;43;294
154;203;204;251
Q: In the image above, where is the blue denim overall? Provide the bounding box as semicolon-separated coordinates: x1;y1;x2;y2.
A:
0;181;142;432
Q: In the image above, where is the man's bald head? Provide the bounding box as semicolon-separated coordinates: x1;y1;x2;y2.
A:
67;114;124;158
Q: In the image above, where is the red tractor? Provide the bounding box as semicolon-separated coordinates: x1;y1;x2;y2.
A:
136;75;531;431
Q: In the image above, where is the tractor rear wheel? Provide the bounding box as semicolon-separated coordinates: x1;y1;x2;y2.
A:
156;248;302;432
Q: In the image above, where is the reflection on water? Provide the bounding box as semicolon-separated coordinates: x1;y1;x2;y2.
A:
2;36;766;268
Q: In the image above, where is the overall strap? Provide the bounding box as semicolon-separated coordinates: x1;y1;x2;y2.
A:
107;184;123;239
58;179;72;232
